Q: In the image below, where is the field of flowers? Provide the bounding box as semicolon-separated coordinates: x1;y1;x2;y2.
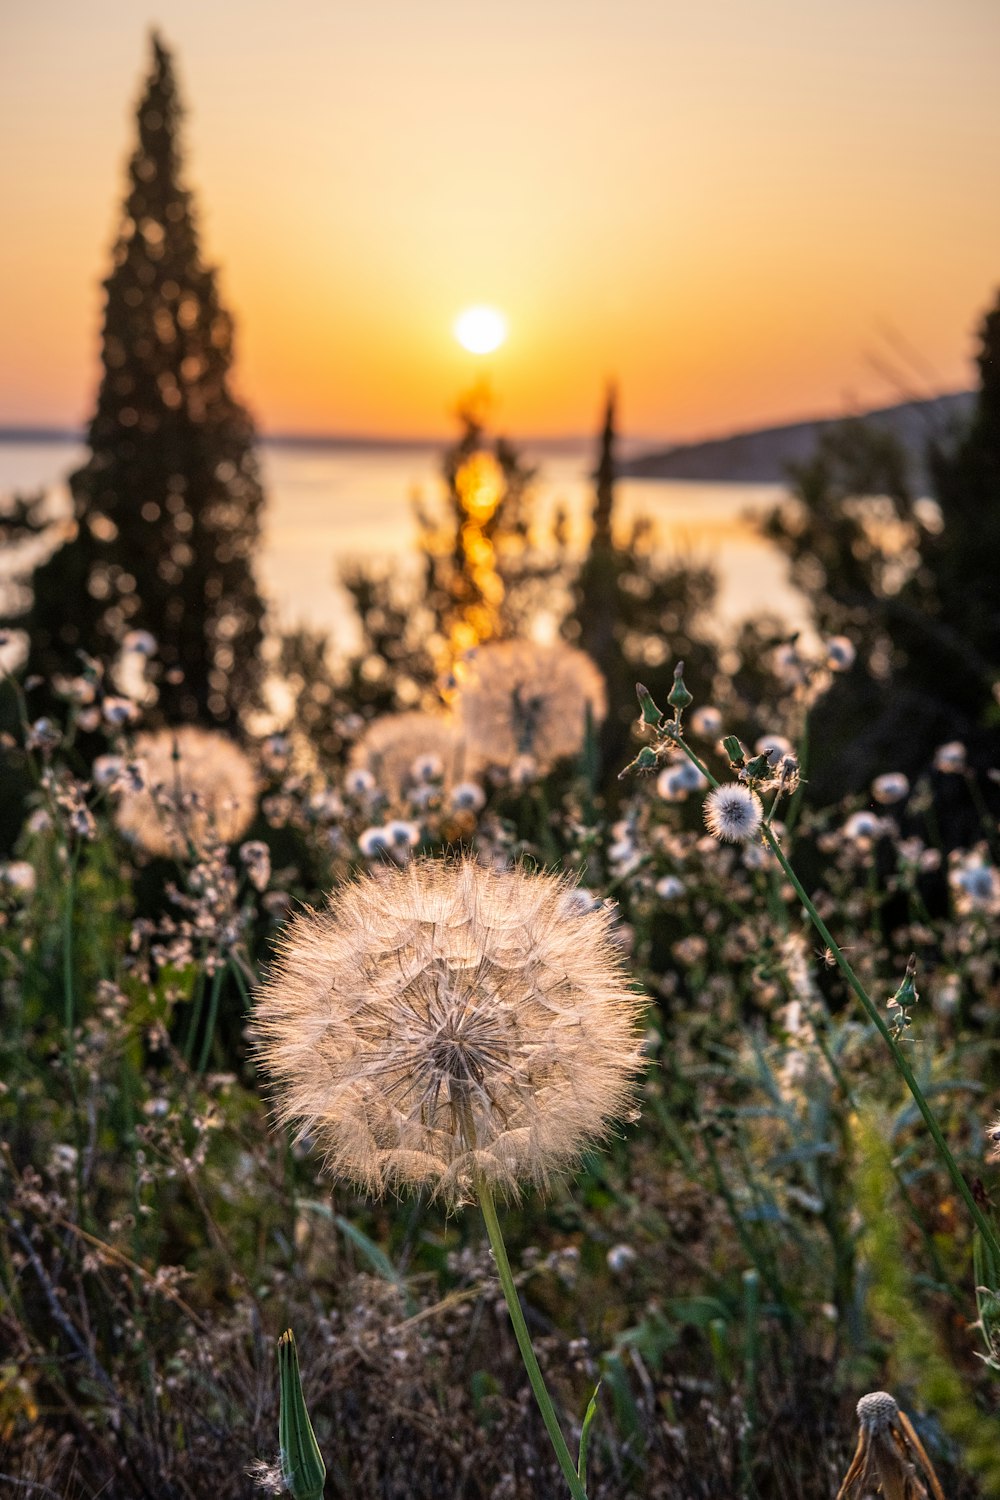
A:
2;621;999;1500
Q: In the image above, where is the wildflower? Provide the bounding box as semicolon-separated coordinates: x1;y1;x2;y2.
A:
358;825;392;858
949;849;1000;915
657;759;707;801
455;639;606;778
449;781;486;813
114;727;257;858
0;860;37;897
123;629;158;655
836;1390;945;1500
240;840;272;892
101;695;139;727
872;772;909;804
704;784;763;844
251;857;645;1203
344;767;376;800
843;810;885;843
384;819;422;857
825;635;856;672
755;733;793;767
350;713;461;805
689;705;723;738
606;1243;637;1274
933;740;966;773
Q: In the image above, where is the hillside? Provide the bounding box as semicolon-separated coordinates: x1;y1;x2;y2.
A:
622;391;973;490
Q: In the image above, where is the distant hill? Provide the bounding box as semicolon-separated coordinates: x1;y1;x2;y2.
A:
621;392;974;491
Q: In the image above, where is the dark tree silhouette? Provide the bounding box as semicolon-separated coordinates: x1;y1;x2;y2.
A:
923;291;1000;711
19;33;265;726
567;386;720;786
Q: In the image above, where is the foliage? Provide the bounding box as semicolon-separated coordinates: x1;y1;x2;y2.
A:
5;34;266;729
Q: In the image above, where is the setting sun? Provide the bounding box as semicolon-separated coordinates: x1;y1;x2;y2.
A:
454;306;508;356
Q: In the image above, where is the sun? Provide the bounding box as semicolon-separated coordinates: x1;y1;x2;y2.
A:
454;305;507;355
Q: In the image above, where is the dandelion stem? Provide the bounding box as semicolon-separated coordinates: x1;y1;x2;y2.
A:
196;963;226;1074
760;823;1000;1264
666;726;1000;1264
476;1175;589;1500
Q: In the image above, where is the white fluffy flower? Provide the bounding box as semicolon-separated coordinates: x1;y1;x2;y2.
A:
933;741;966;774
825;636;856;672
704;784;763;844
872;772;909;805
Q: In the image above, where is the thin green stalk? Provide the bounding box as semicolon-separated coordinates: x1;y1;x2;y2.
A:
759;824;1000;1263
196;963;226;1074
668;724;1000;1264
476;1175;589;1500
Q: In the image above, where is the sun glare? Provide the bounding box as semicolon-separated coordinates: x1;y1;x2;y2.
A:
454;306;507;355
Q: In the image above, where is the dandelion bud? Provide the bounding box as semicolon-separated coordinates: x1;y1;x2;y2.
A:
635;682;663;727
667;662;693;711
722;735;745;768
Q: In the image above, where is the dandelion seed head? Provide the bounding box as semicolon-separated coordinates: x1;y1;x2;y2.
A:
456;640;606;777
114;727;257;858
350;713;460;806
704;784;763;844
856;1391;899;1433
251;857;645;1204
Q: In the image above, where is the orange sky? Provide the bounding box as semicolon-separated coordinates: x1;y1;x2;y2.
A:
1;1;999;440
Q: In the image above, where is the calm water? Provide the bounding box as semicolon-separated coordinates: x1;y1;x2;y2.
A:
0;439;803;651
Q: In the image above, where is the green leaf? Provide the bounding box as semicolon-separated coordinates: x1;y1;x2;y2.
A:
277;1329;326;1500
577;1381;601;1488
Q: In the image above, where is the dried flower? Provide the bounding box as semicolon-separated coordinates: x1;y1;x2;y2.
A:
252;857;644;1203
350;712;462;805
115;727;257;858
704;784;763;844
455;640;606;778
836;1390;945;1500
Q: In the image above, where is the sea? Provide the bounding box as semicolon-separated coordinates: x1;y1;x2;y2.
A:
0;437;804;656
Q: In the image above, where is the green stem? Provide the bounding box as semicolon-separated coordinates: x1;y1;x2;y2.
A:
477;1176;588;1500
669;725;1000;1264
760;823;1000;1263
196;963;226;1074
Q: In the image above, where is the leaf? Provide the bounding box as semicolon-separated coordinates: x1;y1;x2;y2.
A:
277;1329;326;1500
577;1381;601;1488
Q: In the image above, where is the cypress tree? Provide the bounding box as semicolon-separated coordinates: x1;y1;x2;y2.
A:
24;33;265;725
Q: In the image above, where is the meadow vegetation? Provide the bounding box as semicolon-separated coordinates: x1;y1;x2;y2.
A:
2;32;1000;1500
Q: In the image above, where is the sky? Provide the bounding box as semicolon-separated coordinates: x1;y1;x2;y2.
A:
2;0;999;441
